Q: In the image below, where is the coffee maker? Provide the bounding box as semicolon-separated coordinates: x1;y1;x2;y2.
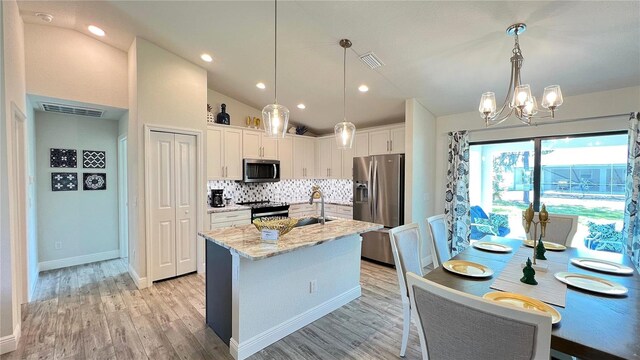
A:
210;189;225;207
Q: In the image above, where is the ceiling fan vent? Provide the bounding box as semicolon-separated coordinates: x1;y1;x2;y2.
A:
40;102;105;118
359;52;384;69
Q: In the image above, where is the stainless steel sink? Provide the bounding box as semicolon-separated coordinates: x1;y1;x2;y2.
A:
295;217;333;227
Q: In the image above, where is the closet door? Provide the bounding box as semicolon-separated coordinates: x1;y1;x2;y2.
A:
174;134;197;276
150;131;177;281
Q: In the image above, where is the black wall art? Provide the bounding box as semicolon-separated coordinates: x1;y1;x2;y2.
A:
51;172;78;191
83;150;106;169
83;173;107;190
50;148;77;168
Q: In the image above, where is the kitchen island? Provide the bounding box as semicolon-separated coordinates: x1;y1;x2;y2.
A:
199;218;382;360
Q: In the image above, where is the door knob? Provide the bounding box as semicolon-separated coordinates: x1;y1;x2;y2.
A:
185;210;189;214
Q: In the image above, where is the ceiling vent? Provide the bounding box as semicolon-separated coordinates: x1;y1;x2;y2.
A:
40;102;105;118
359;52;384;69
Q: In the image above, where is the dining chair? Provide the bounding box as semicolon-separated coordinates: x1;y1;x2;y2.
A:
389;223;425;358
406;272;552;360
426;214;451;268
522;212;578;246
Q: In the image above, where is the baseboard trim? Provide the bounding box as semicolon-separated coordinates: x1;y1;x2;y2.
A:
0;322;21;355
128;263;148;289
422;255;433;267
38;250;120;271
230;285;361;360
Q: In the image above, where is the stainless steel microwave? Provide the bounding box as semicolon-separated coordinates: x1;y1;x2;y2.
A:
242;159;280;183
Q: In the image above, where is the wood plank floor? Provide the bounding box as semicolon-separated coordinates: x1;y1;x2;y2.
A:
2;258;429;360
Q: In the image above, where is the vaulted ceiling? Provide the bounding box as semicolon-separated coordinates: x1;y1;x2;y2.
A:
17;1;640;133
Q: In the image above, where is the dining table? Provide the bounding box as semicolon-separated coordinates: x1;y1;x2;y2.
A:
423;235;640;360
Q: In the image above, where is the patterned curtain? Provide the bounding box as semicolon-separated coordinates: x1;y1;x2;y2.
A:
445;131;471;256
623;112;640;271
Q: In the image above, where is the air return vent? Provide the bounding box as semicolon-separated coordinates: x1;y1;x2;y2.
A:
40;102;105;118
359;52;384;69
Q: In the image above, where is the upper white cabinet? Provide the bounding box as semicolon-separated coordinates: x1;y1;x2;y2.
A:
354;132;369;158
293;137;315;178
369;127;405;155
278;136;293;179
243;129;278;160
207;127;242;180
316;137;342;179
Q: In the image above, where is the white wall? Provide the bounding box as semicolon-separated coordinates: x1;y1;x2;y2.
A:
24;23;128;109
1;0;25;347
405;99;437;264
128;37;207;284
24;97;37;300
207;89;261;127
35;112;119;269
433;86;640;214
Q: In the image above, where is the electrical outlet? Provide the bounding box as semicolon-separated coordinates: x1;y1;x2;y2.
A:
54;241;62;250
309;280;317;293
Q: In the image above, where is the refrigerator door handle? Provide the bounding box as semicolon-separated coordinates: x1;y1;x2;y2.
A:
368;160;374;221
373;160;378;223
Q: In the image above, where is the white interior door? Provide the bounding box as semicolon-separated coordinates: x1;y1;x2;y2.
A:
150;131;177;281
174;134;197;276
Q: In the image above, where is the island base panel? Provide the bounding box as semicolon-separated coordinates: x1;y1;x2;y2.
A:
206;240;232;345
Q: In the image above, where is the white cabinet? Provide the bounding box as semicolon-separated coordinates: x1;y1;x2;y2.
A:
342;146;354;180
324;204;353;219
278;136;293;179
368;127;405;155
207;127;242;180
316;137;342;179
293;137;315;178
354;132;370;158
243;130;278;160
390;127;405;154
289;203;317;218
209;210;251;230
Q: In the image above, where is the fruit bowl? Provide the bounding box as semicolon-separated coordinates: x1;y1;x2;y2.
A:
252;217;298;237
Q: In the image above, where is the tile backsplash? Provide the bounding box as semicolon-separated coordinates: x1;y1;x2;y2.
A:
207;179;353;203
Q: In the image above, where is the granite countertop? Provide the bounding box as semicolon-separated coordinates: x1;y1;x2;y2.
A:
199;218;382;260
289;199;353;207
206;204;251;214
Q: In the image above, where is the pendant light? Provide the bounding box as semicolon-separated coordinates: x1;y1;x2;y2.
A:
334;39;356;150
262;0;289;138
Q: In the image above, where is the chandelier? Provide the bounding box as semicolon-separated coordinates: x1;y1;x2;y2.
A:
479;23;563;127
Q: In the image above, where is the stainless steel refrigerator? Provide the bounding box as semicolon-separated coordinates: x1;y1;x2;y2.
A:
353;154;404;265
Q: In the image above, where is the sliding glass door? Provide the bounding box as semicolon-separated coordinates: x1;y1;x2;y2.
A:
469;132;627;252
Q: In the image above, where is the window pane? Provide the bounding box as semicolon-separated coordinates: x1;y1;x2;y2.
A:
469;141;535;240
540;134;627;252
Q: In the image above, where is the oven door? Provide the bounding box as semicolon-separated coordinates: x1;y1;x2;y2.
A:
243;159;280;183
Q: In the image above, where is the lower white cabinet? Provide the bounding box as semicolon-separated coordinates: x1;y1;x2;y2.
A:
209;210;251;230
325;204;353;219
289;203;317;218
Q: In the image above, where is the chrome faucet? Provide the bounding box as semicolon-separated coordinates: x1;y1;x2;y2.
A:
309;189;325;225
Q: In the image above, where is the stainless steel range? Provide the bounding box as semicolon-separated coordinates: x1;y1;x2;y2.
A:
236;201;290;221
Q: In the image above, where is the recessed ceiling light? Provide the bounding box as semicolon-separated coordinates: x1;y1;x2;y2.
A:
297;104;306;110
35;13;53;23
256;82;266;89
88;25;105;37
358;85;369;93
200;53;213;63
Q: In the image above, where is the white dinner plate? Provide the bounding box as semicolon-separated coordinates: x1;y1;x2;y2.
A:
570;258;634;275
472;241;512;253
443;260;494;278
554;271;628;295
